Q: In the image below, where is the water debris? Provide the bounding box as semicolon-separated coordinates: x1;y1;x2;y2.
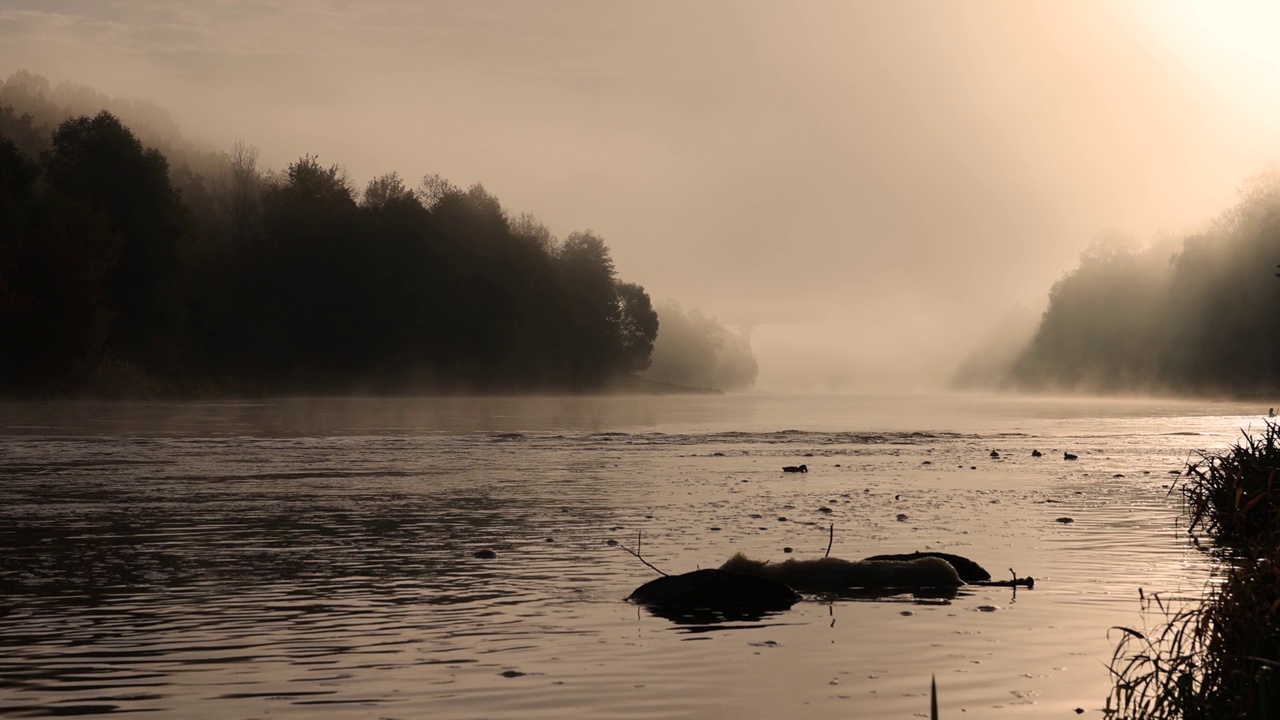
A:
922;460;932;465
864;552;992;583
1032;449;1043;457
721;553;965;591
897;514;910;522
783;546;794;553
1056;517;1075;524
499;670;526;678
818;507;833;514
473;549;497;559
628;568;800;611
1064;452;1079;460
976;605;999;612
990;450;1000;458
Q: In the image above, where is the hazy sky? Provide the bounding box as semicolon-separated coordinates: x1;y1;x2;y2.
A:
4;0;1280;391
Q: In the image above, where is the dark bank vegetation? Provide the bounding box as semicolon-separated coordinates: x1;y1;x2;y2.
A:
1005;170;1280;397
1106;420;1280;718
0;71;681;396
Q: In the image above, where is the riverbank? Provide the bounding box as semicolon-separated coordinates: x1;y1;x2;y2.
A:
1106;420;1280;718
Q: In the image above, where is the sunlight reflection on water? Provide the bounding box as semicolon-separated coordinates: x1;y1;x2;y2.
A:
0;395;1262;718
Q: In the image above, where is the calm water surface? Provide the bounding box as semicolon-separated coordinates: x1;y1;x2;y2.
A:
0;394;1267;718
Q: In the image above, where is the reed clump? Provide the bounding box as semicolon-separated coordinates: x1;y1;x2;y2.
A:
1182;420;1280;550
1105;419;1280;719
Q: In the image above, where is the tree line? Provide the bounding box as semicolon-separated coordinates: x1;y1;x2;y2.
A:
0;85;659;395
642;302;757;392
1007;170;1280;397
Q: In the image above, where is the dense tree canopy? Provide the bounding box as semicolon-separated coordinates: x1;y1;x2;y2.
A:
0;80;660;396
1008;171;1280;397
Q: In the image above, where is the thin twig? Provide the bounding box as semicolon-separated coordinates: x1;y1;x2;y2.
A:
825;523;834;558
971;568;1034;588
619;529;668;577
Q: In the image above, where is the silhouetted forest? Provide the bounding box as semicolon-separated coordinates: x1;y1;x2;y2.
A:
1008;171;1280;397
0;71;662;395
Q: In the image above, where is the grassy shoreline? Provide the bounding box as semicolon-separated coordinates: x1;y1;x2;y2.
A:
1106;420;1280;718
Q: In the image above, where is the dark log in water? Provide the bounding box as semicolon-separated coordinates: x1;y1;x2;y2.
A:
719;553;965;592
861;551;992;583
627;568;801;611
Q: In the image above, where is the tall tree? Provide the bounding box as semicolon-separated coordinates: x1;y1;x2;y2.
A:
43;111;188;371
616;282;658;374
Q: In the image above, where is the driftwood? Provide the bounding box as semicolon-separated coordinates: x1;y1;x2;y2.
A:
627;551;1031;613
628;568;801;613
620;524;1033;619
721;553;965;592
862;551;992;583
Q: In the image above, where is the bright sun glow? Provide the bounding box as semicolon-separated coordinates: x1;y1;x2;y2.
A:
1186;0;1280;71
1133;0;1280;124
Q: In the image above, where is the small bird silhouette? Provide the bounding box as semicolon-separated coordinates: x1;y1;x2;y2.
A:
1031;449;1042;457
989;450;1000;459
782;464;808;473
1064;452;1079;461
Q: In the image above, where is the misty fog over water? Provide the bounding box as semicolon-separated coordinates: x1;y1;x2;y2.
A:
5;1;1280;393
8;2;1280;717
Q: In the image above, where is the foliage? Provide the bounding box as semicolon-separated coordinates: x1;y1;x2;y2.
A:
1181;420;1280;549
1106;420;1280;719
1010;171;1280;397
0;72;660;395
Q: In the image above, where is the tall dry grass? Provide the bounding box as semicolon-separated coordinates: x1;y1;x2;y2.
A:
1105;420;1280;719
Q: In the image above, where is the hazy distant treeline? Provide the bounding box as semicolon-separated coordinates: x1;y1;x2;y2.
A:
1008;172;1280;397
0;71;664;395
642;303;757;392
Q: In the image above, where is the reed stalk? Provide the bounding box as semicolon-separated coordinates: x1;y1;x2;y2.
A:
1105;419;1280;719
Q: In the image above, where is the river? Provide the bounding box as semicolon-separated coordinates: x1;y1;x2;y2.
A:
0;394;1266;718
